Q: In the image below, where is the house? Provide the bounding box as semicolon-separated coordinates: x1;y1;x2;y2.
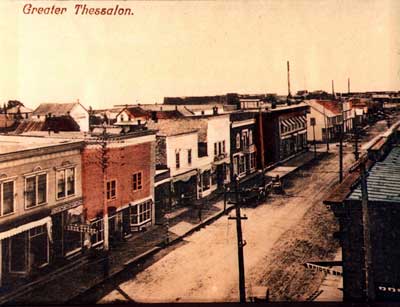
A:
325;144;400;302
257;104;309;166
0;135;84;288
33;102;89;132
115;107;149;126
1;101;32;120
229;112;258;182
306;100;343;143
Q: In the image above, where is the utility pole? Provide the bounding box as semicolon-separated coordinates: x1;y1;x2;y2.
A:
310;117;317;159
353;125;360;161
323;103;330;152
332;80;335;99
287;61;291;98
339;100;344;182
360;159;375;302
228;176;248;303
100;128;110;252
348;77;351;94
258;109;266;186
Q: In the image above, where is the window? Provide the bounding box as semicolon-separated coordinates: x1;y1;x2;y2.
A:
176;152;180;169
132;172;142;191
1;180;14;216
57;167;75;199
222;140;226;153
29;225;49;268
26;173;47;209
249;131;253;145
107;180;116;200
214;143;217;156
188;149;192;165
130;201;152;226
236;133;241;149
90;219;104;246
202;171;211;191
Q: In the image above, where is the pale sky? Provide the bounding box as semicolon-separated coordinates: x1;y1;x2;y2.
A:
0;0;399;109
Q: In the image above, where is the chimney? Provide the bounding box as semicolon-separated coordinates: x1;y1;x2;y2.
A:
151;111;158;123
332;80;335;99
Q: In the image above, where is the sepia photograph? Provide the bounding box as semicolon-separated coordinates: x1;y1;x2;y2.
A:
0;0;399;304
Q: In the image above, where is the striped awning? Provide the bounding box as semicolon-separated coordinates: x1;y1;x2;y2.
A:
0;216;52;241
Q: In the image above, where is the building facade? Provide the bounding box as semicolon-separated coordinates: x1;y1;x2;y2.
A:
81;130;156;247
257;104;309;165
0;136;84;287
229;112;257;181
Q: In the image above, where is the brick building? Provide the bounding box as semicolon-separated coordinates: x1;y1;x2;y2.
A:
82;129;156;247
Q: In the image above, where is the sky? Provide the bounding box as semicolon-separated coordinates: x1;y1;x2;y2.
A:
0;0;399;109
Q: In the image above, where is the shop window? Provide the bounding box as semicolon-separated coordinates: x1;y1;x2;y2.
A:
202;171;211;190
129;201;152;226
132;172;142;191
90;219;104;246
188;149;192;165
56;167;75;199
1;180;15;216
9;232;28;273
107;180;117;200
29;225;49;269
25;173;47;209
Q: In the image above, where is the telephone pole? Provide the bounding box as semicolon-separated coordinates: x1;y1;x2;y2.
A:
228;176;248;303
360;159;375;302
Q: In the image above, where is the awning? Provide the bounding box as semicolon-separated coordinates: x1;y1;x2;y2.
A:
280;119;290;129
172;169;198;183
0;216;52;241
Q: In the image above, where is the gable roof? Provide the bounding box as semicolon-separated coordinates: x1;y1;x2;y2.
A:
33;102;86;116
307;100;342;116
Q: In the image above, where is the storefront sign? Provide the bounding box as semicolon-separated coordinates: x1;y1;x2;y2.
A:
51;198;83;215
65;224;97;235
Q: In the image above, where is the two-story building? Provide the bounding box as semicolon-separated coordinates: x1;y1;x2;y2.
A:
306;100;343;143
82;128;156;245
229;112;258;181
257;104;309;166
0;135;84;288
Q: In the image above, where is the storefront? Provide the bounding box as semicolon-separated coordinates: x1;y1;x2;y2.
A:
51;198;85;260
0;215;52;286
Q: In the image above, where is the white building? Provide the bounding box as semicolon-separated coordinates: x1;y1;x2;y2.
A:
33;101;90;132
306;100;343;143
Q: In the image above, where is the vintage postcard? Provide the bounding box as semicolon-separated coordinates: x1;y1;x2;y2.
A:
0;0;399;305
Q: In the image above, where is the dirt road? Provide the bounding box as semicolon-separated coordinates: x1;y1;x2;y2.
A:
100;119;393;303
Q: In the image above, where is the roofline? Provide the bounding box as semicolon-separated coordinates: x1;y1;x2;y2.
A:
0;140;84;163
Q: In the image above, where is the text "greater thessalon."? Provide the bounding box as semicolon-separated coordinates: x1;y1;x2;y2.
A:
22;4;135;16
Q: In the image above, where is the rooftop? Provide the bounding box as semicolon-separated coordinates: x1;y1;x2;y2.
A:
307;100;341;116
348;146;400;203
147;119;201;137
0;134;83;156
33;102;84;116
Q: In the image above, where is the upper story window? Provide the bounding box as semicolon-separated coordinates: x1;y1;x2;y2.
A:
242;130;249;147
25;173;47;209
249;130;253;145
236;133;241;149
1;179;15;216
132;172;142;191
56;167;75;200
106;179;116;200
214;141;226;156
175;152;180;169
188;149;192;165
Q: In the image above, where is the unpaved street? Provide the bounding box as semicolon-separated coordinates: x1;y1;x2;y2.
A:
100;119;394;303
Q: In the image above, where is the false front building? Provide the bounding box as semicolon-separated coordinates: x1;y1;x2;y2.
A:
0;135;84;288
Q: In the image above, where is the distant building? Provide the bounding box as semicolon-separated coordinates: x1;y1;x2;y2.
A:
229;112;258;181
33;102;89;132
257;104;309;165
306;100;343;143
